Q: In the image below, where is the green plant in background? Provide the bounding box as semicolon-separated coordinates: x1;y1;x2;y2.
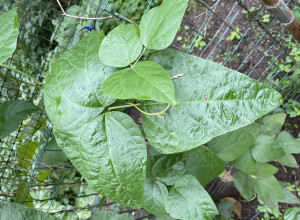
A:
226;26;241;41
208;112;300;212
284;99;300;118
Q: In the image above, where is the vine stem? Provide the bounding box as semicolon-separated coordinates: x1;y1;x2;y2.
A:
125;102;170;117
0;64;43;86
0;73;43;89
133;47;147;66
107;103;141;111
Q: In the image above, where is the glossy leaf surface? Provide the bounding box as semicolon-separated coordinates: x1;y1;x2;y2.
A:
0;100;39;137
251;135;285;162
44;32;147;208
143;49;282;153
143;178;168;216
99;24;143;67
139;0;188;50
103;61;176;105
0;8;19;65
151;153;186;185
165;175;218;220
185;146;225;185
0;201;59;220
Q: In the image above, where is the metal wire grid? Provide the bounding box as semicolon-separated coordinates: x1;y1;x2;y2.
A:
0;0;299;218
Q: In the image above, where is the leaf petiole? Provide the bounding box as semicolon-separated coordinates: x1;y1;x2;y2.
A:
126;102;170;117
132;47;147;67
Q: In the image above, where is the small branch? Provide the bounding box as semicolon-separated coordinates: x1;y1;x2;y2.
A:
0;73;43;89
62;13;113;20
115;13;137;25
0;64;43;86
56;0;65;14
107;103;141;111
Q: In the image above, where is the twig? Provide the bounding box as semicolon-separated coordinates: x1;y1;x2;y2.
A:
115;13;137;25
56;0;113;20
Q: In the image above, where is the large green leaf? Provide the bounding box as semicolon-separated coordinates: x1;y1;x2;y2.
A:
233;171;255;200
44;32;147;208
254;176;284;200
208;125;256;162
231;149;258;175
165;175;218;220
99;24;143;67
0;201;59;220
0;100;39;137
262;113;286;126
54;112;147;208
139;0;188;50
102;61;176;105
251;135;286;162
142;49;282;154
255;163;278;179
278;182;300;205
17;142;39;171
276;131;300;154
151;153;186;185
143;178;168;216
91;210;133;220
44;31;116;129
185;146;225;185
0;8;19;65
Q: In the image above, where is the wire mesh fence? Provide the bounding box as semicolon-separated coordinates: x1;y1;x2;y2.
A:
0;0;299;219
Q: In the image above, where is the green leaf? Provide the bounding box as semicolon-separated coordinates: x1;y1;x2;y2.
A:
90;210;133;220
165;175;218;220
251;135;286;162
0;8;19;65
18;142;39;171
254;176;284;200
142;49;282;154
151;153;186;185
44;32;147;208
276;131;300;154
278;182;300;205
278;154;298;168
284;207;300;220
208;125;256;162
260;122;282;137
258;196;279;210
0;201;59;220
99;24;143;67
185;146;225;185
102;61;176;105
139;0;188;50
233;171;255;200
262;113;286;126
255;163;278;179
54;112;147;208
143;178;168;216
41;138;68;166
231;149;258;175
218;201;235;218
0;100;39;137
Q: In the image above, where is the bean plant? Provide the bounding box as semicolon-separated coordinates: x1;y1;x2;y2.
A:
0;1;286;219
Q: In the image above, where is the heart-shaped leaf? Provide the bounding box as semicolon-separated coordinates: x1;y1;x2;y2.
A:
99;24;143;67
254;176;284;200
102;61;176;105
231;149;258;175
165;175;218;219
276;131;300;154
0;8;19;65
44;32;147;208
142;49;282;154
140;0;188;50
233;171;255;200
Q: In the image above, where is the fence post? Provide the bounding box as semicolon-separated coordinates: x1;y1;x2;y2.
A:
261;0;300;42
